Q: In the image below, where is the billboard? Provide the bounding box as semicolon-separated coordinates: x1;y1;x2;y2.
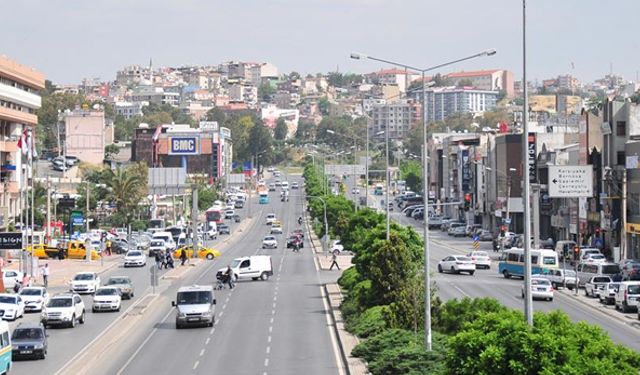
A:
169;137;200;155
0;233;22;250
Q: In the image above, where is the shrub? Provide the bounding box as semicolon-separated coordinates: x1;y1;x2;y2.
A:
433;297;506;335
337;267;360;291
445;309;640;375
347;305;390;338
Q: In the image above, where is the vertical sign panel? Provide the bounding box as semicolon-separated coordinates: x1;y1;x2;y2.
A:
461;149;470;192
528;132;537;183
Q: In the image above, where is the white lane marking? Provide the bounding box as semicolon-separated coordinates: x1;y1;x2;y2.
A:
266;346;271;354
222;303;227;310
200;348;205;356
269;326;273;333
193;361;199;370
210;327;215;334
272;302;276;309
320;286;347;375
313;255;320;271
270;317;274;324
205;337;210;345
272;309;276;315
264;358;269;367
219;311;224;317
268;335;272;343
273;296;277;302
452;284;470;298
115;305;174;375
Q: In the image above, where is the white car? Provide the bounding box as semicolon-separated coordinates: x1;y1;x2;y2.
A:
0;294;24;321
262;235;278;249
582;253;607;263
41;293;85;328
351;188;360;194
265;214;277;225
291;182;299;189
224;209;235;218
2;269;24;290
92;287;122;312
70;272;101;294
331;240;344;255
437;255;476;275
522;277;554;301
18;287;49;312
467;251;491;269
270;225;283;235
124;250;147;267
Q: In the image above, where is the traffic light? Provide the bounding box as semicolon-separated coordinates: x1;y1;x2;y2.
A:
464;193;472;211
574;246;580;260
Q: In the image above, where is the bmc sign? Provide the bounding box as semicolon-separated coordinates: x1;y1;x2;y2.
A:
169;137;200;155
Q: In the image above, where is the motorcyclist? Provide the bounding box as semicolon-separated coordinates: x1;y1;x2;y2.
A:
225;266;235;289
298;216;303;225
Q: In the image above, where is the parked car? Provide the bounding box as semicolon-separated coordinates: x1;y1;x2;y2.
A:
427;216;444;229
479;230;493;242
584;276;613;298
598;282;620;305
41;293;86;328
437;255;475;275
614;281;640;313
11;322;48;359
467;251;491;269
522;277;554;301
620;259;640;281
2;269;24;291
105;276;134;299
331;240;344;255
577;263;620;287
451;226;467;237
466;224;482;237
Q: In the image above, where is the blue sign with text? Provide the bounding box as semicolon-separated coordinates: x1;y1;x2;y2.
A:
169;137;199;155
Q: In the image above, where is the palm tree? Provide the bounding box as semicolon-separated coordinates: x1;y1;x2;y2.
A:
104;167;145;223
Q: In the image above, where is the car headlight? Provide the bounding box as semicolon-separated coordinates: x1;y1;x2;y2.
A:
202;311;212;317
178;312;186;318
34;343;44;349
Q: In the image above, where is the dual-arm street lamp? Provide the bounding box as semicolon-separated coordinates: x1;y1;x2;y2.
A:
350;48;497;351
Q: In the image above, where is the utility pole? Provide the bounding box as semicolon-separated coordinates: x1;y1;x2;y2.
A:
46;176;51;244
622;171;627;261
191;186;199;259
385;124;390;240
85;183;91;262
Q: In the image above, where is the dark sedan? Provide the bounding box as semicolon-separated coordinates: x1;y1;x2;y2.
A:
11;322;48;360
218;224;231;235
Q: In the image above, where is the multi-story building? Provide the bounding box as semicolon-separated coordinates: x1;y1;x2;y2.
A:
412;87;498;122
366;69;420;93
0;55;44;230
229;84;258;106
114;101;148;119
446;69;514;98
61;109;107;165
115;65;152;86
370;99;420;140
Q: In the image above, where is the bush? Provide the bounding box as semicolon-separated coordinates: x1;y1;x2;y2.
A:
445;309;640;375
337;267;360;291
433;297;506;335
347;305;390;338
352;328;446;375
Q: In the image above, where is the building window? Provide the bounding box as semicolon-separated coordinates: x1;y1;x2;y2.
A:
616;121;626;136
617;151;626;166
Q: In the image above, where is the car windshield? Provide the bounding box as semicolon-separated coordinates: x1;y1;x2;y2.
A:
230;259;241;268
593;277;611;283
542;256;557;265
564;270;577;277
0;296;16;304
12;328;43;340
589;254;605;259
601;265;620;274
265;237;275;241
475;252;488;257
177;291;211;305
19;288;43;296
74;274;95;281
95;288;118;296
47;298;72;307
532;279;550;285
456;256;472;261
151;241;164;247
127;251;142;257
107;278;130;285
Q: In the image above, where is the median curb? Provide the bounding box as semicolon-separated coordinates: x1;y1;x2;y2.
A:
556;289;640;330
324;283;370;375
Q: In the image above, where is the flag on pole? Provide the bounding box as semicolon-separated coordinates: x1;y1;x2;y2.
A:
17;128;28;155
152;125;162;143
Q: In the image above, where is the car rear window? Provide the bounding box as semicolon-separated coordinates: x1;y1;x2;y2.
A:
628;285;640;294
593;277;611;283
601;265;620;274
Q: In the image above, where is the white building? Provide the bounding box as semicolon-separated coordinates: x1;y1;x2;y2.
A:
370;99;420;140
130;86;180;106
229;84;258;106
412;87;499;122
115;101;148;119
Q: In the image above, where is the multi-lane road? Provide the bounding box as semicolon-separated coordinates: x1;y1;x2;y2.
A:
10;175;343;375
348;181;640;352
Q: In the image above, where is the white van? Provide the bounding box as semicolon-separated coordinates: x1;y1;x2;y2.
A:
152;231;176;251
614;281;640;313
171;285;216;329
219;256;273;281
577;262;621;286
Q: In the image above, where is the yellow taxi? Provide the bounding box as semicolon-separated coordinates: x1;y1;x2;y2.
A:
26;244;47;258
67;241;101;260
174;246;221;260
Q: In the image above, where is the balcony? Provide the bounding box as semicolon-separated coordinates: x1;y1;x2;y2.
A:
0;106;37;125
0;181;19;194
0;137;18;153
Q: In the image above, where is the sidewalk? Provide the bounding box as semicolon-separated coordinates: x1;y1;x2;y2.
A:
305;212;354;271
8;255;121;289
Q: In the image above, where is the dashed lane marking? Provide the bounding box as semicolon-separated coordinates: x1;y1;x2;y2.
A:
193;361;199;370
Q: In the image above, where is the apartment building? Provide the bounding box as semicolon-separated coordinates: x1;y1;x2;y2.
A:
228;84;258;106
413;87;499;122
370;99;420;140
446;69;514;98
0;55;45;229
61;109;107;165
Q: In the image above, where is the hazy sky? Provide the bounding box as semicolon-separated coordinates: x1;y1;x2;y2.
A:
3;0;640;85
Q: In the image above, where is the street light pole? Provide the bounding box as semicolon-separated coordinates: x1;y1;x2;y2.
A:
522;0;533;326
385;126;390;240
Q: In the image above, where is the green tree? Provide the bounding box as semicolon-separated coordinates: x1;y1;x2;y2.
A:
258;82;276;102
104;144;120;160
103;164;147;224
318;96;330;116
295;120;316;142
274;118;288;141
400;161;422;192
248;122;274;169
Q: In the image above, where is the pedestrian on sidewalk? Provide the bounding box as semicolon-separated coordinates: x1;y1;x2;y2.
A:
57;243;64;260
329;250;340;270
41;263;50;288
180;248;187;266
155;251;163;270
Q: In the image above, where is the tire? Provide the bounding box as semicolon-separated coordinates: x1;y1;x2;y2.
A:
206;253;214;260
584;289;589;297
252;277;258;281
41;349;47;360
469;271;475;276
450;266;456;274
70;315;76;328
79;311;85;324
503;270;511;279
622;302;630;313
130;292;134;298
176;322;182;329
92;308;96;313
437;265;443;273
260;272;269;281
548;298;553;302
521;291;525;298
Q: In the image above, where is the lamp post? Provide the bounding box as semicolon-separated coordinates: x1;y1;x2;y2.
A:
307;195;329;254
326;129;368;212
351;48;497;351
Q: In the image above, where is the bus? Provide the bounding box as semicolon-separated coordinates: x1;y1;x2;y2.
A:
0;321;10;373
259;192;269;204
205;207;224;225
498;248;558;279
374;184;384;196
